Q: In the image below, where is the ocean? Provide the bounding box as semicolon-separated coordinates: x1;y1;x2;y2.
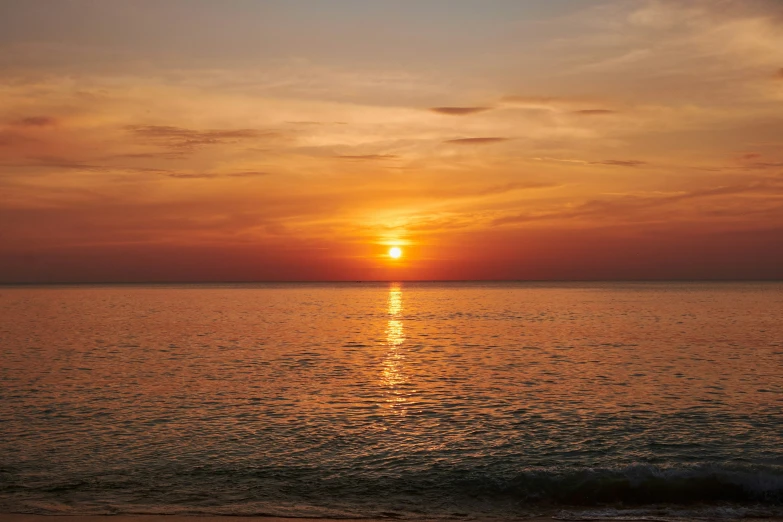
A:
1;282;781;519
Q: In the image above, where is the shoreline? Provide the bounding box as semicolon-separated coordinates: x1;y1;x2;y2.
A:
0;513;556;522
3;515;783;522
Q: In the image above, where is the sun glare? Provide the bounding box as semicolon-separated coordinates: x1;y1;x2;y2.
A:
389;247;402;259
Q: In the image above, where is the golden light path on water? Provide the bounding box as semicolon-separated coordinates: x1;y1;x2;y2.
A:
383;283;408;413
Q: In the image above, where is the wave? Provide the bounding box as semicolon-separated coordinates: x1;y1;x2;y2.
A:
2;463;783;517
449;464;783;505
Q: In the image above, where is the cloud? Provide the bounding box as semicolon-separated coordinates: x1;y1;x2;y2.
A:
14;157;105;172
444;137;509;145
0;131;32;147
227;171;270;177
577;49;654;73
621;1;783;74
748;162;783;169
493;179;783;226
573;109;617;116
127;125;273;152
532;157;647;167
591;159;647;167
164;173;219;179
500;97;619;116
13;116;58;127
335;154;398;160
627;1;703;29
470;181;558;196
500;96;596;111
501;96;568;107
429;107;492;116
0;156;174;175
0;156;271;179
165;171;270;179
109;152;183;160
737;153;783;169
286;121;347;125
129;125;262;141
532;157;590;165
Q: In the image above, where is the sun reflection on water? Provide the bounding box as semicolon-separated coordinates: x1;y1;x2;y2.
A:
387;284;403;319
382;283;408;413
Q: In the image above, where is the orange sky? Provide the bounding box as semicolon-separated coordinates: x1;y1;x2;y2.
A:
1;0;782;282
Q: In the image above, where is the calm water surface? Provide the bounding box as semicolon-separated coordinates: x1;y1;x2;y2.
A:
0;282;782;519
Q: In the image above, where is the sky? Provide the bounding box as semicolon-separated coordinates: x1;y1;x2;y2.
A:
1;0;782;282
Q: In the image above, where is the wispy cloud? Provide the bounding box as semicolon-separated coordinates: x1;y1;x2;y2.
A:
748;162;783;169
532;157;589;165
591;159;647;167
109;152;183;160
0;155;271;180
164;171;270;180
573;109;617;116
128;125;264;141
737;152;783;169
335;154;398;160
227;171;271;177
500;96;599;111
127;125;274;153
286;121;347;126
0;131;33;147
494;179;783;226
444;137;509;145
469;181;557;196
531;157;646;167
429;107;492;116
12;116;58;127
11;156;106;172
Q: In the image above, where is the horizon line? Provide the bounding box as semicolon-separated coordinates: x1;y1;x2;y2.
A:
1;278;782;286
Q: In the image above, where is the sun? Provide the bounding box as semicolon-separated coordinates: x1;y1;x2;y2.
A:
388;247;402;259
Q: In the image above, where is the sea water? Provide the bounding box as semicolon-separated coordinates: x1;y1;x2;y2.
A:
1;282;781;519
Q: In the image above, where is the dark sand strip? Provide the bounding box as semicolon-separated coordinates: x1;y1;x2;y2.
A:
0;517;557;522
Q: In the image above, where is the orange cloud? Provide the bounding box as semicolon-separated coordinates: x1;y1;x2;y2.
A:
500;96;599;111
444;137;509;145
429;107;492;116
126;125;275;154
748;162;783;169
737;153;783;169
13;116;58;127
591;160;647;167
335;154;398;160
573;109;617;115
165;171;270;179
493;179;783;226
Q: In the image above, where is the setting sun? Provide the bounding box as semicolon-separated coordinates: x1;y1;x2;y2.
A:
389;247;402;259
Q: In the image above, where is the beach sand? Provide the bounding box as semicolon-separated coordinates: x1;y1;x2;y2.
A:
8;511;783;522
5;515;783;522
0;513;552;522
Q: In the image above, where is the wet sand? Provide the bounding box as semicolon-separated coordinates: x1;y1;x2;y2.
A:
0;516;555;522
0;513;552;522
3;514;783;522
